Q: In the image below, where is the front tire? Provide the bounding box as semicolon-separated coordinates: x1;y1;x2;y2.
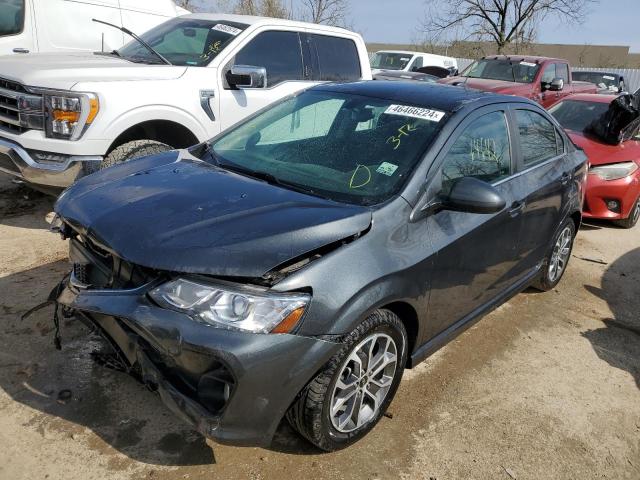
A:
614;197;640;229
532;219;576;291
286;310;407;451
100;140;172;170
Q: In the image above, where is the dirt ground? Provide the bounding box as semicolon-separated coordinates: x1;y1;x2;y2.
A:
0;174;638;480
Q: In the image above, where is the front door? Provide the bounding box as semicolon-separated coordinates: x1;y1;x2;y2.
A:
424;108;525;338
217;30;315;132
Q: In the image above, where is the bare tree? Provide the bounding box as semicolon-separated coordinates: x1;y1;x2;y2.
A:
300;0;349;26
421;0;596;54
234;0;290;18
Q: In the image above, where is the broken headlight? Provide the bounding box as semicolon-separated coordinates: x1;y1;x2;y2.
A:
149;278;309;334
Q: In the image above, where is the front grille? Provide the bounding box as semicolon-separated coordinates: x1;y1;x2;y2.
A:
0;151;19;174
0;77;43;135
71;236;156;290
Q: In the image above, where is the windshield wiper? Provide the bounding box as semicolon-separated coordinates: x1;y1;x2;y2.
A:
92;18;172;66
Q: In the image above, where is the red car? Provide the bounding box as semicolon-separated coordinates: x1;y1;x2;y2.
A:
549;94;640;228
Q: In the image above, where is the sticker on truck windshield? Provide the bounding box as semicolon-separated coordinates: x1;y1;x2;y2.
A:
603;75;615;80
520;61;537;67
212;24;242;36
384;105;445;122
376;162;399;176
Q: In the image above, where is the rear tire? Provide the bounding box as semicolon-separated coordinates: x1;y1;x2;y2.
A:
532;219;576;292
286;309;407;451
100;140;172;170
614;197;640;229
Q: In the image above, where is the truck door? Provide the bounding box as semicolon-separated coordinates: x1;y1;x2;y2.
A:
0;0;36;55
217;30;315;132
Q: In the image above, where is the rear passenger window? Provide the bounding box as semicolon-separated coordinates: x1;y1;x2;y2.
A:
234;31;303;86
440;111;512;193
311;34;361;81
516;110;560;166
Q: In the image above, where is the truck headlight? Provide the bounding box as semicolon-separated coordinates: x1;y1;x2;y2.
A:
43;92;99;141
589;161;638;181
149;278;310;334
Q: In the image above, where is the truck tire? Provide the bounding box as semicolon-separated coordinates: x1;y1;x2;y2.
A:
100;140;172;170
286;309;407;451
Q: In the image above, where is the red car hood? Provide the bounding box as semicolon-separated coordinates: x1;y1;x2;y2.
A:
439;76;526;93
567;131;640;167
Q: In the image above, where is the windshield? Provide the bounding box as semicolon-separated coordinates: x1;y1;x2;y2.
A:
0;0;24;37
210;91;447;206
463;59;540;83
549;100;611;132
572;72;620;90
117;18;247;66
370;52;414;71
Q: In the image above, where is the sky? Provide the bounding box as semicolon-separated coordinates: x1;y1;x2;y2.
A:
335;0;640;52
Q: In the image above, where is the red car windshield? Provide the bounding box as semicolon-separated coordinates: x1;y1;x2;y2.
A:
549;100;611;133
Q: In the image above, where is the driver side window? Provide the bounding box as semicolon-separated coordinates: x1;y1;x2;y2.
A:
440;111;512;195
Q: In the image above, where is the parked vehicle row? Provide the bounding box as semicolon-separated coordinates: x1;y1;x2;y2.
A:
0;13;637;452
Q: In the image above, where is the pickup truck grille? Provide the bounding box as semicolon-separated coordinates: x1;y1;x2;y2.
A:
0;78;44;135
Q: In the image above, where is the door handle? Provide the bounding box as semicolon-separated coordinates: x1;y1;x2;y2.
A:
509;201;526;217
13;48;29;54
560;172;571;185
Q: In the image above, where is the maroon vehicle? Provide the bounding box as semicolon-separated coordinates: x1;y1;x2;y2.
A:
440;56;597;108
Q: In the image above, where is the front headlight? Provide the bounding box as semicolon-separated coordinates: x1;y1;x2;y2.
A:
149;278;310;334
43;92;99;141
589;161;638;181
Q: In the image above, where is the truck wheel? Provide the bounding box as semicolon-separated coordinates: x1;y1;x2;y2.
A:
286;309;407;451
614;198;640;229
100;140;172;170
532;219;576;292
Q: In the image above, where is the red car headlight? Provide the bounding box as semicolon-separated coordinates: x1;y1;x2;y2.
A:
589;161;638;181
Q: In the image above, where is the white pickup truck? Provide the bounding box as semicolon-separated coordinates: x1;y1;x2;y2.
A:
0;14;371;191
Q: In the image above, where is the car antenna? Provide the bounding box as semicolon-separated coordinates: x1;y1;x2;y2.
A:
92;18;172;66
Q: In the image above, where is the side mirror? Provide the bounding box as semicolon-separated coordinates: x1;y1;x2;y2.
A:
417;177;506;219
549;78;564;91
226;65;267;89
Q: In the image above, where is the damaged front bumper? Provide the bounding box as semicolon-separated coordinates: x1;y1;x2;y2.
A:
55;279;342;446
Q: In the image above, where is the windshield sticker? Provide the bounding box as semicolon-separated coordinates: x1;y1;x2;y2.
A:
376;162;399;176
520;61;537;67
387;123;418;150
201;40;223;60
349;164;372;189
384;105;445;122
212;24;242;36
603;75;615;80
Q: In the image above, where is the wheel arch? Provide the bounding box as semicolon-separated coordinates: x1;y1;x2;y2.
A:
380;301;419;364
106;119;200;155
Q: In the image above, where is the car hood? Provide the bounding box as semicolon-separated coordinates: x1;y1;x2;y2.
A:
567;131;640;166
0;53;187;90
439;76;523;92
55;150;372;278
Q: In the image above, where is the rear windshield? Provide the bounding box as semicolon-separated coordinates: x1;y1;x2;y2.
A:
0;0;24;37
118;18;247;66
549;100;611;132
463;59;540;83
572;72;620;89
211;90;447;206
370;52;414;71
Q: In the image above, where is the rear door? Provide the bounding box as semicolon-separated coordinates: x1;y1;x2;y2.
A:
425;105;527;337
509;106;570;272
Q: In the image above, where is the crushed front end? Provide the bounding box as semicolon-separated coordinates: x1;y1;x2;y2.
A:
52;223;342;447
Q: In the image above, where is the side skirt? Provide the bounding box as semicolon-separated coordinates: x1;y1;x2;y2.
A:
408;266;541;368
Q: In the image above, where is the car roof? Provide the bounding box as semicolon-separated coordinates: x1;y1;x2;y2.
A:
481;55;566;64
184;13;355;35
313;81;531;112
558;94;615;104
573;71;620;77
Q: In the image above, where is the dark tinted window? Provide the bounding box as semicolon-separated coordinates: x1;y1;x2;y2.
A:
555;63;569;82
441;111;512;193
312;34;361;81
0;0;24;36
235;31;304;86
516;110;560;166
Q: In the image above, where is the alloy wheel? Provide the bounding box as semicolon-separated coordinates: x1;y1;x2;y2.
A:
631;200;640;226
329;333;398;433
548;225;573;283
